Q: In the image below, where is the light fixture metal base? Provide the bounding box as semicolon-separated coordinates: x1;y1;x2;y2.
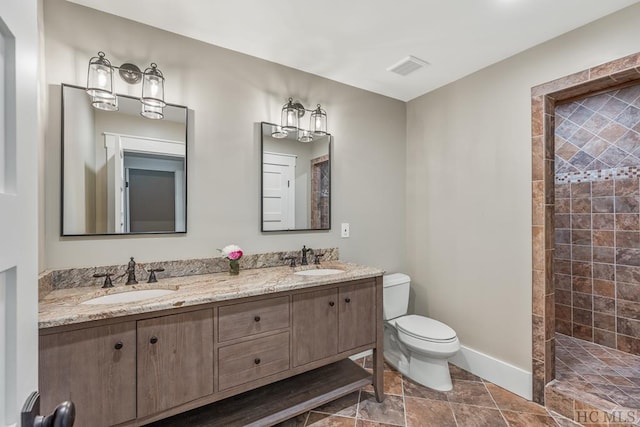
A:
292;100;306;118
119;63;142;84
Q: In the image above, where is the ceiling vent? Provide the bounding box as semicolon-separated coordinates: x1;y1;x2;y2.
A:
387;55;430;76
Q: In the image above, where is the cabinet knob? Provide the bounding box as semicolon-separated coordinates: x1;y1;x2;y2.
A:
254;316;261;322
254;358;261;365
150;336;158;344
345;298;351;303
114;341;123;350
329;301;335;307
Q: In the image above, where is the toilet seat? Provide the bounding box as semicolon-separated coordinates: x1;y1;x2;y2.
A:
395;315;457;343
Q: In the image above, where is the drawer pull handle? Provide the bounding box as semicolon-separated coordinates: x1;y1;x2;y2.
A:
329;301;335;307
254;316;261;322
114;341;123;350
254;358;261;365
150;336;158;344
345;298;351;303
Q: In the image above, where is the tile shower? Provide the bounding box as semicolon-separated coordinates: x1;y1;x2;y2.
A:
553;84;640;355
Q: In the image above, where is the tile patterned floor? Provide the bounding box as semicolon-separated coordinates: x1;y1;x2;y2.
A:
277;357;578;427
556;333;640;410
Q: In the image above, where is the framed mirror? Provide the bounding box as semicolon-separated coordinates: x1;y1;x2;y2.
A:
261;122;331;232
61;84;188;236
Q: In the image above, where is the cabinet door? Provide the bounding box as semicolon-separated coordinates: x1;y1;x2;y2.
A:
292;288;338;366
39;321;137;427
338;281;376;353
137;309;214;417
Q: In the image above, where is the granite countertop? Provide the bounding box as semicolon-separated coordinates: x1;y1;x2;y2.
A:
39;261;384;329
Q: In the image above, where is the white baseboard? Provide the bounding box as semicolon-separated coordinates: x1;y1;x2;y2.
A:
449;345;532;400
350;349;373;361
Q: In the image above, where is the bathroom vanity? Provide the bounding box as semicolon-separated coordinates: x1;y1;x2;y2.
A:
38;262;384;426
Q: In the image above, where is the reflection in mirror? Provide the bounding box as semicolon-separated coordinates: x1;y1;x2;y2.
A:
62;84;188;236
261;122;331;232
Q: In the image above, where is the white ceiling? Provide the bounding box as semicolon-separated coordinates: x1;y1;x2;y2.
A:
68;0;639;101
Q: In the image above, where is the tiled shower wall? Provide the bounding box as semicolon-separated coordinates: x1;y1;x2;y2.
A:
554;84;640;356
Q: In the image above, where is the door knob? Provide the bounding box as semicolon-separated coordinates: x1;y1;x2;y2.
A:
22;392;76;427
150;336;158;344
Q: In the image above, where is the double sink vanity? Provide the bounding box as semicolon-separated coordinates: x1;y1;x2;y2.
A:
38;260;385;426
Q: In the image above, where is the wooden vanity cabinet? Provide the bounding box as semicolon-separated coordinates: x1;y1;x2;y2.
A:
137;309;214;417
293;279;377;366
39;321;137;427
39;308;214;425
39;276;383;426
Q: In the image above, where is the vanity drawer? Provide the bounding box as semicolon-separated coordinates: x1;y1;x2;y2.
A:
218;296;289;342
218;331;290;390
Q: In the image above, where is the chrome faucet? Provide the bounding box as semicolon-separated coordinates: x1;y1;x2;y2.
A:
301;245;313;266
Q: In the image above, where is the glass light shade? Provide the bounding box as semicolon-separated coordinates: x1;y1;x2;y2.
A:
281;98;299;131
141;103;164;120
271;125;288;139
91;92;118;111
86;51;114;98
310;104;327;135
298;129;313;143
141;63;166;108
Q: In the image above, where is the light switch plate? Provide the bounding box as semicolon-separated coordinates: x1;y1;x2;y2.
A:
341;223;350;238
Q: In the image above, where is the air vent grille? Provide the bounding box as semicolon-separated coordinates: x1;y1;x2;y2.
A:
387;55;429;76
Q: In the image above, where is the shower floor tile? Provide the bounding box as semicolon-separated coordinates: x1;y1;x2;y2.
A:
556;333;640;410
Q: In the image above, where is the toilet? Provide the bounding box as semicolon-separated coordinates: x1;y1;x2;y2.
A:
383;273;460;391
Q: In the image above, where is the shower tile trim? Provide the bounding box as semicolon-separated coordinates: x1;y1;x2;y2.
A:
556;166;640;184
531;51;640;405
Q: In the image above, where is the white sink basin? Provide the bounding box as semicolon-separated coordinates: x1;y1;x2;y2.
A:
82;289;176;305
294;269;345;276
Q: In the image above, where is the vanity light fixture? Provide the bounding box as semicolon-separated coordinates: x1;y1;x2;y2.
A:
141;103;164;120
91;92;118;112
86;51;166;119
273;97;329;141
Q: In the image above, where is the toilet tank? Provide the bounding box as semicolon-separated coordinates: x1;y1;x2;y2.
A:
383;273;411;320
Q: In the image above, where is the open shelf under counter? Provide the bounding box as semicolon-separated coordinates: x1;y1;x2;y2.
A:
142;358;371;427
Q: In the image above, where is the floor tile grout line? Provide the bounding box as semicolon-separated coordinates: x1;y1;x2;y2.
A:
401;372;408;427
482;380;509;426
354;389;361;425
450;399;459;427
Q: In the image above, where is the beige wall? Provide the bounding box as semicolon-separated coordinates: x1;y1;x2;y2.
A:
406;3;640;371
42;0;406;271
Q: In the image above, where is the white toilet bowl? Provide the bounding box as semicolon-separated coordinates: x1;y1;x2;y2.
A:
382;273;461;391
391;315;460;391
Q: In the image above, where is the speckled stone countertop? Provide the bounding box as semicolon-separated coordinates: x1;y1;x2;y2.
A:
39;261;384;329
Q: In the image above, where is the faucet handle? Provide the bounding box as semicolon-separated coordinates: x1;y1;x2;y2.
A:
93;272;114;288
313;253;324;265
147;268;165;283
282;256;297;268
